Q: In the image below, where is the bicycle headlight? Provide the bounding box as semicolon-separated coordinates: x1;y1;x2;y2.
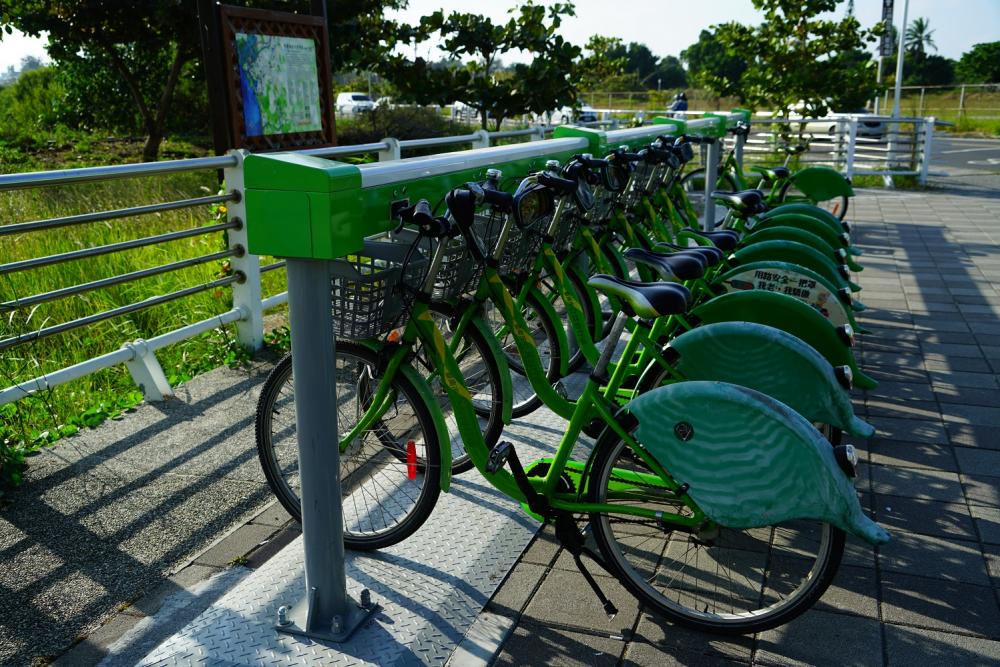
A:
836;324;855;347
835;365;853;390
834;444;858;478
838;287;853;304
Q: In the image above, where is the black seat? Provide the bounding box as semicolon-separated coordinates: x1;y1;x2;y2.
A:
653;242;724;267
587;274;691;319
782;144;807;155
750;165;790;181
709;189;765;216
623;247;706;280
682;227;740;252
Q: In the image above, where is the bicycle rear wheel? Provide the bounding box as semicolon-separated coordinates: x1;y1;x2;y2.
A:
587;428;844;635
255;344;441;550
778;180;849;221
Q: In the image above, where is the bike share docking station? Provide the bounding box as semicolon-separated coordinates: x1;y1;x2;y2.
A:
140;113;744;664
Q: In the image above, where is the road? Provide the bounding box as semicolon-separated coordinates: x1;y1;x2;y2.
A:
932;135;1000;172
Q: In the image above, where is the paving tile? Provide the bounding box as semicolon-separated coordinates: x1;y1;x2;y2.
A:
946;423;1000;450
940;404;1000;427
870;466;964;502
811;565;879;619
631;612;753;663
878;530;990;586
865;399;941;421
923;354;993;374
962;473;1000;507
869;440;958;472
884;623;1000;666
864;381;934;403
873;496;976;540
192;524;276;568
494;621;625;667
488;563;547;615
865;417;947;445
984;544;1000;587
755;609;883;667
248;501;294;528
523;567;640;634
881;572;1000;638
933;384;1000;408
519;525;561;567
954;447;1000;478
969;505;1000;545
623;639;750;666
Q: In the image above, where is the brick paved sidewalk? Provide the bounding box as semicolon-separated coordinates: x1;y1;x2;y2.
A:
486;185;1000;666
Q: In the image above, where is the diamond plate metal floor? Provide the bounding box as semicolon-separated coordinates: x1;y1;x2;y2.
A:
139;398;583;666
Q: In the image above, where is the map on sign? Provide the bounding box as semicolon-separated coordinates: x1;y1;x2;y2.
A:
235;32;322;136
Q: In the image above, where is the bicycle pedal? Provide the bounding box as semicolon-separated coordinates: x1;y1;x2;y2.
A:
552;380;569;399
486;441;514;474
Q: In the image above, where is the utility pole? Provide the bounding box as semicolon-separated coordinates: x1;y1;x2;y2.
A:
891;0;908;118
875;0;894;114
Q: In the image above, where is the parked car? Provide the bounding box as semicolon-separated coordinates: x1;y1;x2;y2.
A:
336;92;375;116
551;105;599;125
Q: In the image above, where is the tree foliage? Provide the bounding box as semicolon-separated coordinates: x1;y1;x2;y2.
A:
680;29;747;98
652;56;687;90
955;42;1000;84
380;3;581;130
904;17;936;62
576;35;628;92
711;0;879;116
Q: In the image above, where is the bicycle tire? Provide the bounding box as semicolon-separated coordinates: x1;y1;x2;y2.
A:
778;179;849;222
587;425;845;635
418;307;504;475
255;344;441;550
680;168;739;228
483;289;563;418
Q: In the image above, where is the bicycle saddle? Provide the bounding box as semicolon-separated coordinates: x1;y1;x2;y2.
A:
750;165;790;181
681;227;740;252
587;274;691;319
623;247;706;280
653;242;724;267
709;189;766;216
782;144;807;155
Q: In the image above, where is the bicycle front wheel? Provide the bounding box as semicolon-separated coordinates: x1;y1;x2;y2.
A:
587;429;844;635
255;344;441;550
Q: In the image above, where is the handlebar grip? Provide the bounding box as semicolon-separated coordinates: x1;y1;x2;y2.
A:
444;189;488;262
414;199;433;220
574;154;609;169
480;187;513;211
537;170;577;196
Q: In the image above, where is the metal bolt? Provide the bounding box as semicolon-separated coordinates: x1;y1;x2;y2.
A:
486;168;503;180
276;605;290;626
545;159;561;171
331;615;343;634
360;589;373;610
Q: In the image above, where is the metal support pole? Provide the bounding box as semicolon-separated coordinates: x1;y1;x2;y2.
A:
919;116;935;185
378;137;401;161
277;259;378;642
845;117;858;180
123;339;173;401
224;150;263;350
702;139;720;231
891;0;908;118
734;130;746;173
958;85;966;117
918;87;925;116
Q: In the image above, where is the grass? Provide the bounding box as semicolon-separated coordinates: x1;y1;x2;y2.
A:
0;138;288;491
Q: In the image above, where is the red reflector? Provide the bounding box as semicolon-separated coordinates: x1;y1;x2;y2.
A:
406;440;417;480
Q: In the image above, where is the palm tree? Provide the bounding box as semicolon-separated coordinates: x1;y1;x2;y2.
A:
905;17;937;62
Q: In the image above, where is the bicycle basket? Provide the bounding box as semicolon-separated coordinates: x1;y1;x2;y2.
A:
552;200;584;254
329;237;428;339
583;184;619;226
392;227;482;302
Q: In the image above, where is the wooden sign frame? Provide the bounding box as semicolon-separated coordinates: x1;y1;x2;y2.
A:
214;4;337;152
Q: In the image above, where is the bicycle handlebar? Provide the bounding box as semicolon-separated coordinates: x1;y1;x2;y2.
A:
397;199;450;238
537;170;577;195
444;189;489;263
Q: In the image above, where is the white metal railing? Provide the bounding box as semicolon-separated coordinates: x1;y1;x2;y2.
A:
0;113;940;406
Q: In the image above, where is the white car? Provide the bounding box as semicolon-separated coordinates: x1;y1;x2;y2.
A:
336;92;375;116
552;106;599;125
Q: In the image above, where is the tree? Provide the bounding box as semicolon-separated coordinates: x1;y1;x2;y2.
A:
713;0;879;117
905;17;936;62
577;35;628;92
652;56;687;90
382;3;581;130
1;1;201;161
904;54;955;86
955;42;1000;83
680;29;747;99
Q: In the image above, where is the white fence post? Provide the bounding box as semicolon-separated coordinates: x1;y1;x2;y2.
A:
123;339;173;401
702;138;720;231
844;116;858;180
919;116;936;185
533;125;546;142
224;149;263;351
378;137;401;161
471;129;491;149
734;129;746;172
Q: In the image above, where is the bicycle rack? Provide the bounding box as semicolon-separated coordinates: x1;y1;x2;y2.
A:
242;115;732;642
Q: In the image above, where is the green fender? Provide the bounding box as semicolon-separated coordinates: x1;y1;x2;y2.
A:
627;381;889;545
355;338;453;492
516;283;570;377
784;166;855;201
567;259;605;342
758;203;859;255
751;214;864;270
732;239;864;295
469;316;513;424
668;322;874;436
690;290;877;389
715;260;867;333
740;226;863;273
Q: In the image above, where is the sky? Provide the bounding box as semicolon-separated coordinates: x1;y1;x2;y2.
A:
2;0;998;72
